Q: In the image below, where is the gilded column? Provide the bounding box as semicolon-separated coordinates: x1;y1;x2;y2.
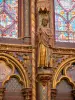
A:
22;88;32;100
31;0;36;100
0;88;5;100
71;89;75;99
51;89;57;100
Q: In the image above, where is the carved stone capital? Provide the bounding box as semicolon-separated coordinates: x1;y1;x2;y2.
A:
0;88;5;100
51;89;57;100
37;67;52;86
22;88;32;100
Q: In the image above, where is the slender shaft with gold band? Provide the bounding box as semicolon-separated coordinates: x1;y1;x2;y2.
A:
0;88;5;100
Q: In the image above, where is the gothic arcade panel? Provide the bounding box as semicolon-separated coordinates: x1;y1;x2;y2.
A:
54;60;75;100
4;78;24;100
56;80;73;100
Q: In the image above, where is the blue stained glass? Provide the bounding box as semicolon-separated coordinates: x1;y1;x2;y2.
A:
58;32;68;42
74;33;75;40
0;31;2;37
69;33;73;39
55;1;67;19
0;0;3;3
68;8;75;20
70;19;75;31
6;0;16;4
56;32;68;42
0;0;18;38
55;15;66;31
55;0;75;43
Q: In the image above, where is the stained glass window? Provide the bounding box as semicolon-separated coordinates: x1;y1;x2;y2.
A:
55;0;75;42
0;0;18;38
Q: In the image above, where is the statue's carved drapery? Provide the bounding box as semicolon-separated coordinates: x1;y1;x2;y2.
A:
37;28;51;67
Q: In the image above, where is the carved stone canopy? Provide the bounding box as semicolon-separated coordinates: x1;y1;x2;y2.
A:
39;8;49;14
37;0;50;11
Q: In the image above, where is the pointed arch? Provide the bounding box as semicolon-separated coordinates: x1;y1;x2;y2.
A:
0;53;29;87
53;56;75;88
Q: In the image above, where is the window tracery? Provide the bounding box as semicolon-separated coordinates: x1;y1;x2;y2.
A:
55;0;75;43
0;0;18;38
